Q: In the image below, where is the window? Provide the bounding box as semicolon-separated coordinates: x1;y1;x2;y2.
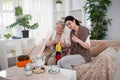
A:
2;0;15;26
0;0;15;38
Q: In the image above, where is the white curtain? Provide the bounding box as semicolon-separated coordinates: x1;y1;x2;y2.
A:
0;0;2;38
0;0;53;43
0;0;15;39
21;0;54;44
84;0;91;30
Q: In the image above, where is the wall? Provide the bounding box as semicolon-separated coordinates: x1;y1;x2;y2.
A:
105;0;120;40
0;41;8;70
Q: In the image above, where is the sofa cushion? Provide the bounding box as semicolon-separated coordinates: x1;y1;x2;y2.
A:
90;40;120;51
90;42;107;57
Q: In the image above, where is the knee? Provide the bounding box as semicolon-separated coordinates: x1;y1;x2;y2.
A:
57;58;66;66
47;56;56;65
57;59;61;65
57;58;65;65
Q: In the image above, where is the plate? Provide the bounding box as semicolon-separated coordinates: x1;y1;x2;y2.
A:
48;69;60;74
32;67;45;74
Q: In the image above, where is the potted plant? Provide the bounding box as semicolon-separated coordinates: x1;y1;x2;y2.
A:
4;33;12;39
56;0;62;4
56;0;62;11
7;6;39;38
84;0;112;39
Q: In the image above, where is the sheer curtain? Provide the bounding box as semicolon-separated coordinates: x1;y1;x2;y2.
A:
0;0;15;39
84;0;91;31
21;0;54;44
0;0;53;44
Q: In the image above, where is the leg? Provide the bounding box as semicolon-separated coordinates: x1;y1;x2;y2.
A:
47;56;56;65
47;52;56;65
57;55;86;69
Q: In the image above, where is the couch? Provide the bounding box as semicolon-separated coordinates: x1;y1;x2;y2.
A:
73;40;120;80
28;40;120;80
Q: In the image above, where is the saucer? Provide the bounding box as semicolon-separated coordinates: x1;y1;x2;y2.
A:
48;69;60;74
25;71;32;76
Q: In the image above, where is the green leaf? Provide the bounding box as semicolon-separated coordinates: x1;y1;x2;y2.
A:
56;0;62;4
85;0;112;39
15;6;23;16
7;6;39;30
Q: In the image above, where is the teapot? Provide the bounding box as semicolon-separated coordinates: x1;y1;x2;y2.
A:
24;63;32;76
25;63;32;71
35;54;45;67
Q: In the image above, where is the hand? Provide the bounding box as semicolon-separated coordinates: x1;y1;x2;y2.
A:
54;37;60;44
60;41;66;47
62;47;69;54
71;34;79;43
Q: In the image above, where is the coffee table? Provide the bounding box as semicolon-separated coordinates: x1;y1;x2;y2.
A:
0;76;9;80
0;66;76;80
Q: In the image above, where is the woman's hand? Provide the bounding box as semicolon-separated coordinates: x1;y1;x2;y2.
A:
71;34;79;42
54;37;60;44
72;34;90;49
60;41;64;47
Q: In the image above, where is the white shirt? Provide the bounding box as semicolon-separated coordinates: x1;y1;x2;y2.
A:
52;31;67;43
85;35;91;47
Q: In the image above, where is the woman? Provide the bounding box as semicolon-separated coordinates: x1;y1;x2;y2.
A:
46;21;69;65
57;16;91;69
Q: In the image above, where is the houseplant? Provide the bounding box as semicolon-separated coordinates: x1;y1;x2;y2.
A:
56;0;62;11
7;6;39;38
4;33;12;39
84;0;112;39
56;0;62;4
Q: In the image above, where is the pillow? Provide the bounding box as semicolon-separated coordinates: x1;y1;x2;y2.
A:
17;55;30;61
90;42;107;57
16;59;32;67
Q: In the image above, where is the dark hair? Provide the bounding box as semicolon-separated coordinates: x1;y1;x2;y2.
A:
64;16;80;26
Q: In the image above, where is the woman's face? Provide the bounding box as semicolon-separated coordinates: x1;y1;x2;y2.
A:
56;23;64;35
66;20;75;30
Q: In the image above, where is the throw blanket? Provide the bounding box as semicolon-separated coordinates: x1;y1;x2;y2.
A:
73;47;116;80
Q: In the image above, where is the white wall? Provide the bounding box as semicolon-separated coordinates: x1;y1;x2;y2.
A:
105;0;120;40
0;41;8;70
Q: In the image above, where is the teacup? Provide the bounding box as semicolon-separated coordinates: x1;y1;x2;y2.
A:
50;65;58;71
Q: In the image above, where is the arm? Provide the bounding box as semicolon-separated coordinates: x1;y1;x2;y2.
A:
77;39;90;49
46;37;60;47
72;34;90;49
46;40;56;47
60;38;71;55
